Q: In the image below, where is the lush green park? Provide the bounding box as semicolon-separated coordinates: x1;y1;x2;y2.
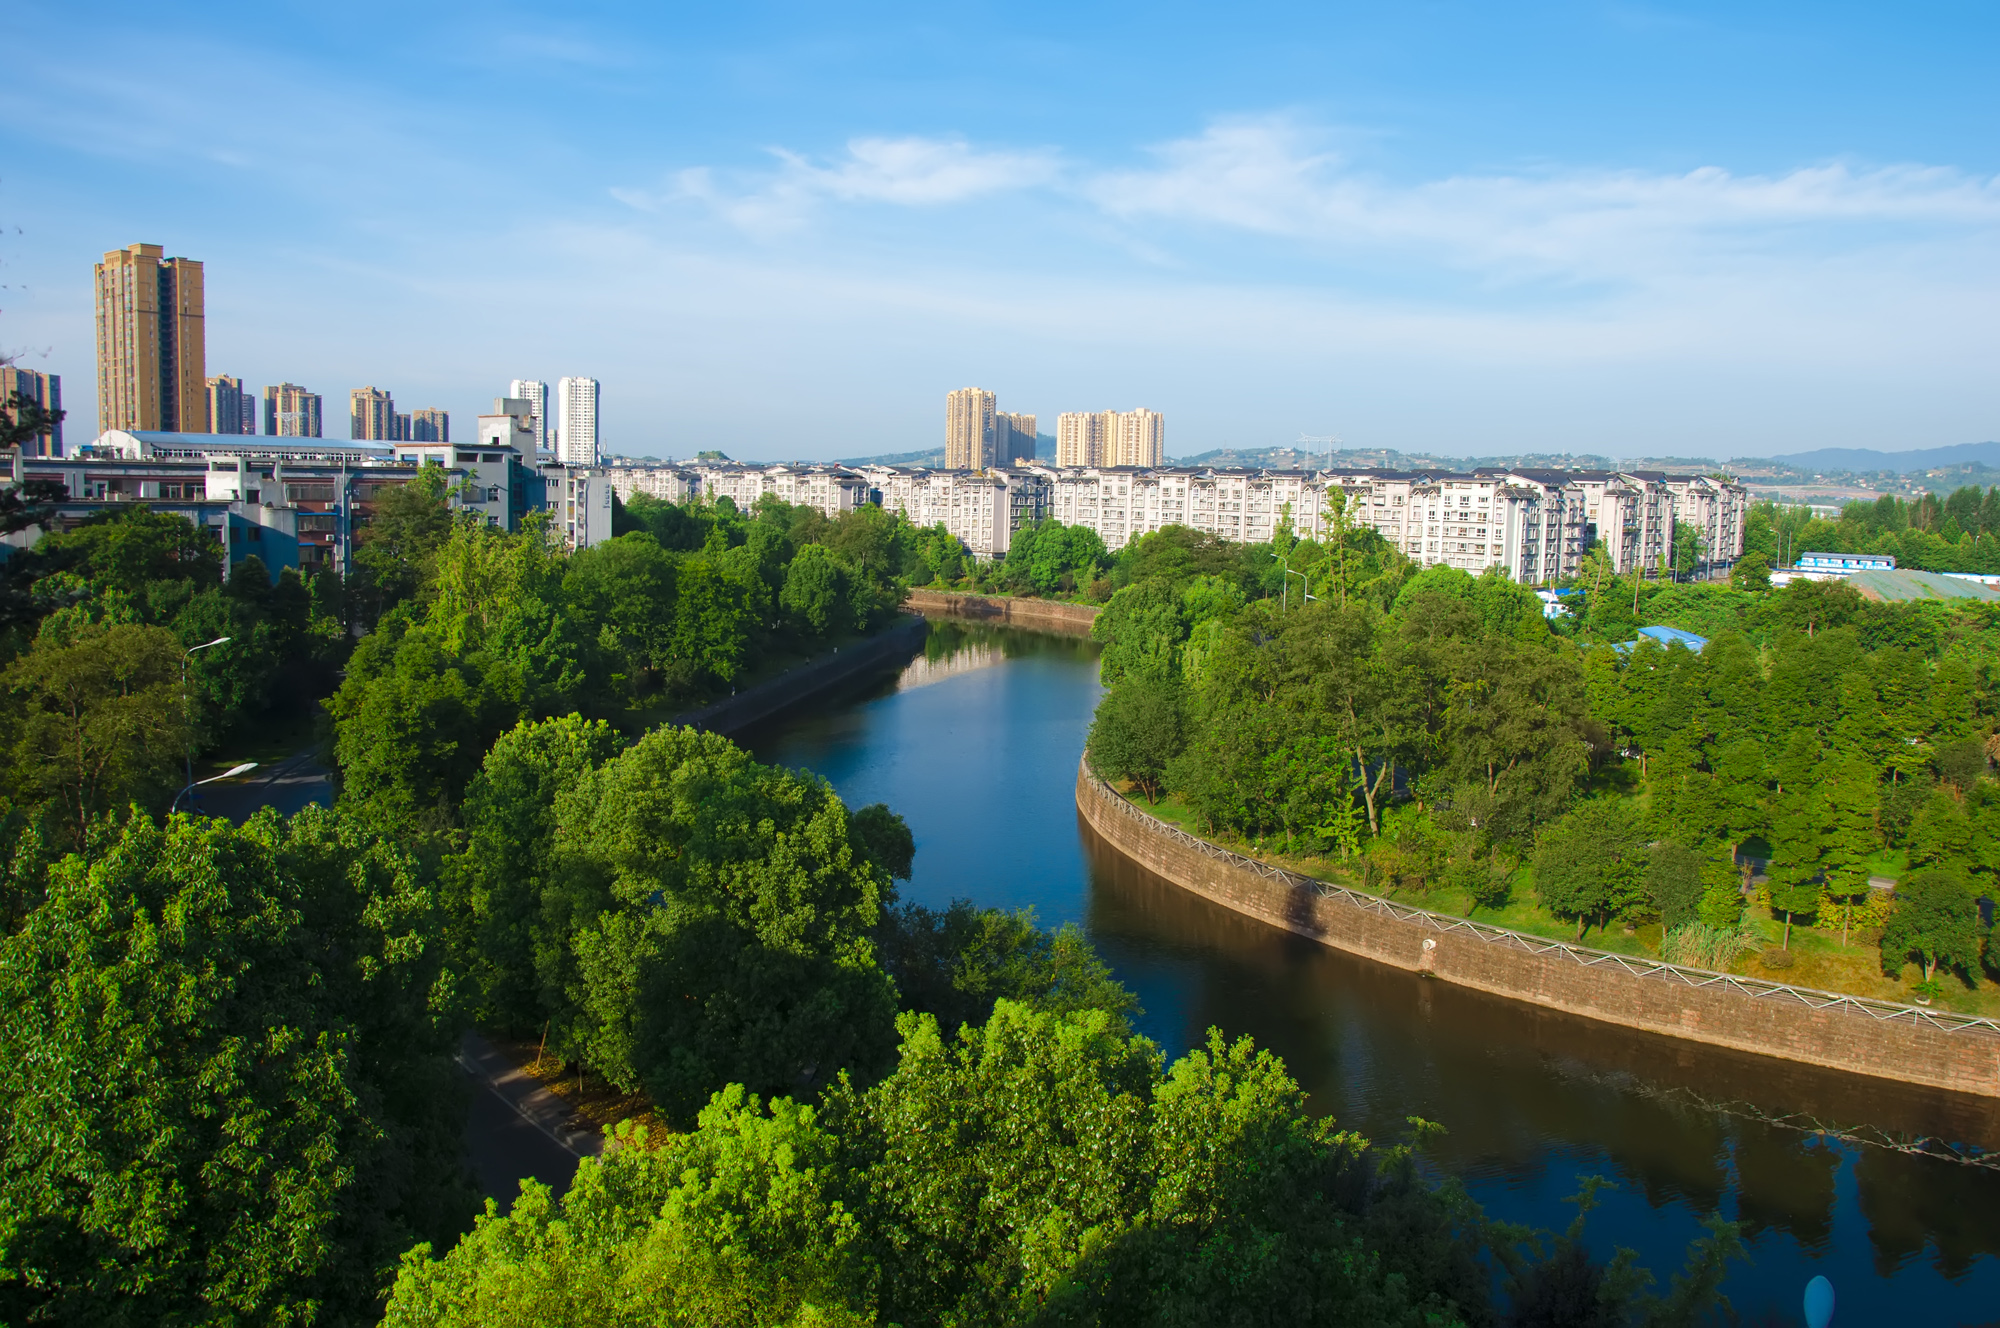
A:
1085;517;2000;1016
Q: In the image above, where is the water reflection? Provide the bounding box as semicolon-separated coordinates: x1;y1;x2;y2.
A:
749;618;2000;1323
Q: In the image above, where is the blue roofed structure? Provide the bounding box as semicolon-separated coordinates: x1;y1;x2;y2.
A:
1611;625;1709;656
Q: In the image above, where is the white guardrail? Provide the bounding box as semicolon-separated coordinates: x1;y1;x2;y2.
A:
1084;763;2000;1039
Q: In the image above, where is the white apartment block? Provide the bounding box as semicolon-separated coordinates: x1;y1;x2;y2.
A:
508;380;549;452
555;376;599;466
693;462;872;518
573;453;1742;585
1653;473;1748;575
603;463;700;505
861;465;1049;560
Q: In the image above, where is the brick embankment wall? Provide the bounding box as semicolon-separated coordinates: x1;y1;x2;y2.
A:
674;616;928;738
1075;760;2000;1100
904;588;1099;635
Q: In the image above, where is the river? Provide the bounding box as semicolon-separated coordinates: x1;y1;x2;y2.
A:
740;616;2000;1325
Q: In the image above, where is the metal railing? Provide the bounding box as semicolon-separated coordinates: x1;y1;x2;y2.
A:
1080;761;2000;1039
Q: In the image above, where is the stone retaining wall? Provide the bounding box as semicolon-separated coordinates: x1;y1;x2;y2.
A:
674;616;928;738
904;588;1099;635
1076;760;2000;1099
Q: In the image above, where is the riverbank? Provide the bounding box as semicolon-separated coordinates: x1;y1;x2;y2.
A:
1075;757;2000;1100
904;587;1099;634
671;615;929;738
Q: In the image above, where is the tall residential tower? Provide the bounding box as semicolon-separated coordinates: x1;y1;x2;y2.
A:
945;388;997;469
0;367;63;455
264;383;323;437
555;376;599;465
509;379;549;451
94;243;207;434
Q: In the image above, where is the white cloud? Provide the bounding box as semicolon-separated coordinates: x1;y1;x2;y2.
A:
1089;118;2000;285
615;136;1062;233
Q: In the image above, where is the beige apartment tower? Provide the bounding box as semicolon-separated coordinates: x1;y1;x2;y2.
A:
1057;408;1164;467
945;388;996;469
95;243;207;434
264;383;324;437
351;385;398;440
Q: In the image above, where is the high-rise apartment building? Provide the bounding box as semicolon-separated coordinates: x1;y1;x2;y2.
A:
945;388;997;469
350;386;399;441
94;243;207;434
509;379;549;451
205;375;256;436
555;376;599;465
1055;411;1110;467
264;383;324;437
0;366;64;455
411;408;449;442
1112;408;1164;467
1056;409;1164;467
997;411;1038;463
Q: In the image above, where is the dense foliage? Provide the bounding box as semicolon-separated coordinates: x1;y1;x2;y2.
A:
387;1001;1740;1327
328;490;920;832
0;808;473;1325
0;508;348;844
1086;525;2000;984
1746;485;2000;575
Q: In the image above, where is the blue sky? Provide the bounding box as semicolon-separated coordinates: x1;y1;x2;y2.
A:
3;1;1996;461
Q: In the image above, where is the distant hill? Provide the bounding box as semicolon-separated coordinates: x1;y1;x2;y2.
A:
1750;442;2000;474
1169;445;1634;473
835;447;947;467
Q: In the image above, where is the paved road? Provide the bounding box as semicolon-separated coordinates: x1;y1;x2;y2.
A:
457;1032;602;1205
191;750;334;822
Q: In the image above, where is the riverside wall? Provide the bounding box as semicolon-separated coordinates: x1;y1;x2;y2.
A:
1075;761;2000;1099
904;588;1099;635
674;616;928;738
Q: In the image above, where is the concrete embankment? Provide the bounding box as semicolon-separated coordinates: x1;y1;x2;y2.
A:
904;587;1098;635
1075;760;2000;1100
674;615;929;738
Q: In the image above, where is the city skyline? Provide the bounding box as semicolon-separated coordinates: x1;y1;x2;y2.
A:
3;4;1996;461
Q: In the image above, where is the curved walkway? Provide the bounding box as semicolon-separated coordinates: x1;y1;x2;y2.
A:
1076;758;2000;1099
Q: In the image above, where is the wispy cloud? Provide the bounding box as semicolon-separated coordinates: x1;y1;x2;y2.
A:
1092;118;2000;283
645;116;2000;292
615;136;1062;233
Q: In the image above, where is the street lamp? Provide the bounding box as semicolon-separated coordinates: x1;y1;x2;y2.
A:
180;636;232;804
173;762;258;816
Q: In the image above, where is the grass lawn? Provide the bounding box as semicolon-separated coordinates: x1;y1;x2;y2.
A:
1111;782;2000;1018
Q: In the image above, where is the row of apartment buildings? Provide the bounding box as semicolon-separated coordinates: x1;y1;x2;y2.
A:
3;398;614;580
599;459;1750;581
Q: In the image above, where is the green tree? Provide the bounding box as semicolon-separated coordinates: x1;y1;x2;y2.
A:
1532;800;1648;940
455;715;624;1030
877;902;1141;1037
780;543;856;637
1729;551;1771;591
544;726;900;1120
0;809;474;1325
1645;842;1705;931
668;555;752;685
1087;675;1186;802
385;1090;871;1327
4;620;192;841
353;465;455;617
1092;579;1186;685
1879;868;1984;987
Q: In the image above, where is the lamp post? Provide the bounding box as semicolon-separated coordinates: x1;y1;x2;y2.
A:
180;636;231;805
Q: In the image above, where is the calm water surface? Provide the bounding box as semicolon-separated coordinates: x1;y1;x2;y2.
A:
744;618;2000;1325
